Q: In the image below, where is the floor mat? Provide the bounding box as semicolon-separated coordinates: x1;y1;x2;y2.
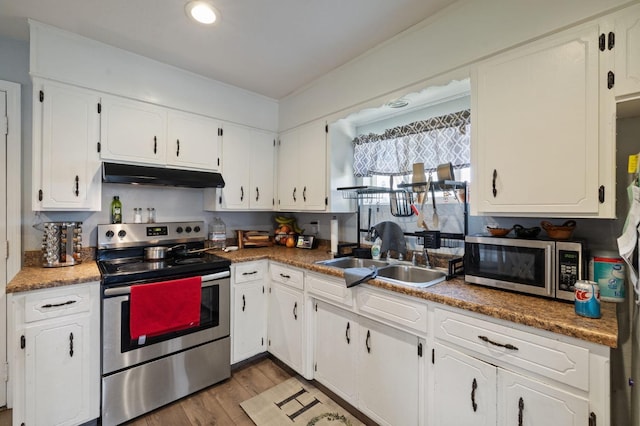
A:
240;377;364;426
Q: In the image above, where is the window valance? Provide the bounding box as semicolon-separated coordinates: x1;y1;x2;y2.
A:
352;109;471;177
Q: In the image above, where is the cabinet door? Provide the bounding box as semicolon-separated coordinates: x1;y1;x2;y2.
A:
615;4;640;96
277;129;300;210
250;130;276;210
36;82;101;210
267;282;304;373
472;23;604;216
357;317;420;426
100;95;167;165
219;124;251;209
25;317;92;426
497;369;589;426
167;111;220;171
233;281;267;363
298;121;327;211
313;301;358;404
432;343;497;426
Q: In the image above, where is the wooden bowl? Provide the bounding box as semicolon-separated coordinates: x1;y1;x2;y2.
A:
487;226;512;237
541;220;576;240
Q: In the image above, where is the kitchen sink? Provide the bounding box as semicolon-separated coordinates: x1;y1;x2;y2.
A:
316;257;446;288
375;264;447;288
316;257;389;269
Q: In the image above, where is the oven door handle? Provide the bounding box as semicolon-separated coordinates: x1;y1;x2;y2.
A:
103;270;230;297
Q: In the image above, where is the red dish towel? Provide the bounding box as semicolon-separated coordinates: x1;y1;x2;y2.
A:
129;276;202;340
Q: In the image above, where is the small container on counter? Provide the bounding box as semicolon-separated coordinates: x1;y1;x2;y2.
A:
589;251;625;302
574;280;601;318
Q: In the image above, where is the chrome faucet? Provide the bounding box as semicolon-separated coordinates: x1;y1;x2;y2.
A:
423;247;432;268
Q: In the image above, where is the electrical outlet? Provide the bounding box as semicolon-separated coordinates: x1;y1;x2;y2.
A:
303;221;319;235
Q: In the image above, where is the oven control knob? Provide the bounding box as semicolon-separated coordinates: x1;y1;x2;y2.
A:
194;226;201;233
176;226;183;234
185;226;192;233
105;230;114;238
118;230;126;238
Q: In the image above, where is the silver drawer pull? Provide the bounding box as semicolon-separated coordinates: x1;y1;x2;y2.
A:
42;300;76;309
478;335;519;351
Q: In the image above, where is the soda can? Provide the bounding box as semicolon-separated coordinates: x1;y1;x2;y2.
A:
574;280;601;318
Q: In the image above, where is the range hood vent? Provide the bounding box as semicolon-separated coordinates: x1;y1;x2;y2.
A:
102;162;225;188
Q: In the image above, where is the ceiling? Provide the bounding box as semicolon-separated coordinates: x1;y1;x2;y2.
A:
0;0;459;99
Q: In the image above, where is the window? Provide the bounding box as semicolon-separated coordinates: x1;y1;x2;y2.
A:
353;109;471;203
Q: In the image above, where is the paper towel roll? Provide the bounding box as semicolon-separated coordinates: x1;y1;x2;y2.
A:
330;218;338;254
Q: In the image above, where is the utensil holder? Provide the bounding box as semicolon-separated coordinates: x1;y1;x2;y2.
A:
389;190;414;217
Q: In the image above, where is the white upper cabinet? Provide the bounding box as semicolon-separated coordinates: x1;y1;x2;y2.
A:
205;123;275;211
277;120;327;211
100;94;167;166
471;20;615;218
614;3;640;97
166;110;221;171
32;79;102;211
101;95;224;172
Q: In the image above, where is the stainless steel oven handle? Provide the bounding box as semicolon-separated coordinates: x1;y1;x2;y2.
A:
201;270;231;282
104;270;230;297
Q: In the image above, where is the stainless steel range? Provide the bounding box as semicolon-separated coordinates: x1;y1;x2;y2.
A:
97;221;231;426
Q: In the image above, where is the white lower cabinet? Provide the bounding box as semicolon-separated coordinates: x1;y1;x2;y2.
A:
432;343;497;425
268;263;305;374
232;261;267;363
432;307;608;426
313;301;358;404
433;342;589;426
10;283;100;426
497;369;589;426
357;316;421;426
309;273;423;426
313;301;422;426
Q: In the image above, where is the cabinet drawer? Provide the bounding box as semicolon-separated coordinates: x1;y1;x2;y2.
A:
270;263;304;290
356;286;428;334
306;273;353;307
234;261;266;284
24;285;93;323
434;308;589;391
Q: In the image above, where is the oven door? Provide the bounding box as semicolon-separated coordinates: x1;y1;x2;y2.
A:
464;236;554;297
101;271;230;375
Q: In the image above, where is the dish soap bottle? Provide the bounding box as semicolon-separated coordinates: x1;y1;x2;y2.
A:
371;238;382;260
111;196;122;224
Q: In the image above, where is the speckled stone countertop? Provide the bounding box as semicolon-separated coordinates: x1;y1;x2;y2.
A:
8;246;618;348
7;262;101;293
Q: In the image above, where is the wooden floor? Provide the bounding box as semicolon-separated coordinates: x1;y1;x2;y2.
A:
126;356;294;425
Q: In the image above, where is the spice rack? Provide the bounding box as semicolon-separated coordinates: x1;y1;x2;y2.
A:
337;180;468;250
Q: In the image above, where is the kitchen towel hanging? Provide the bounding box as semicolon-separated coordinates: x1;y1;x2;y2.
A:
130;277;202;341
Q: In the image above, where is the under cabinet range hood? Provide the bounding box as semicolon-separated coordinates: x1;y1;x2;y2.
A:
102;162;225;188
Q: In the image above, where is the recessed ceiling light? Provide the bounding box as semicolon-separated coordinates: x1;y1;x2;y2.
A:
185;1;220;25
386;98;409;108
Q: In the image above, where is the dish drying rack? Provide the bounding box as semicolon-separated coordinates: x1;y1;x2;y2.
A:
337;180;468;250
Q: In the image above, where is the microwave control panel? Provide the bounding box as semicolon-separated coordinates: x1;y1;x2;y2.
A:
557;249;581;291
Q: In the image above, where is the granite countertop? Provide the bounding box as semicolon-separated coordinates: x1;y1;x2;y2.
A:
8;246;618;348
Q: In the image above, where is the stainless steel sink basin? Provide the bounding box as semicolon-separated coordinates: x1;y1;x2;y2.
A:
316;257;389;269
316;257;447;288
375;265;447;288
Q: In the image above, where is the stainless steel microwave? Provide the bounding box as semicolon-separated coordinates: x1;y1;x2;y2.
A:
464;236;586;301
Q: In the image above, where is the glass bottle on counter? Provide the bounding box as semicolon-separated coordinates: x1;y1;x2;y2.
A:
111;196;122;224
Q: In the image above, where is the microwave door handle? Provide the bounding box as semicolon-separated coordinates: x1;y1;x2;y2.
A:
546;244;555;295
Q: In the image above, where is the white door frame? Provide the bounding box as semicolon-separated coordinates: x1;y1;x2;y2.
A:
1;79;22;408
